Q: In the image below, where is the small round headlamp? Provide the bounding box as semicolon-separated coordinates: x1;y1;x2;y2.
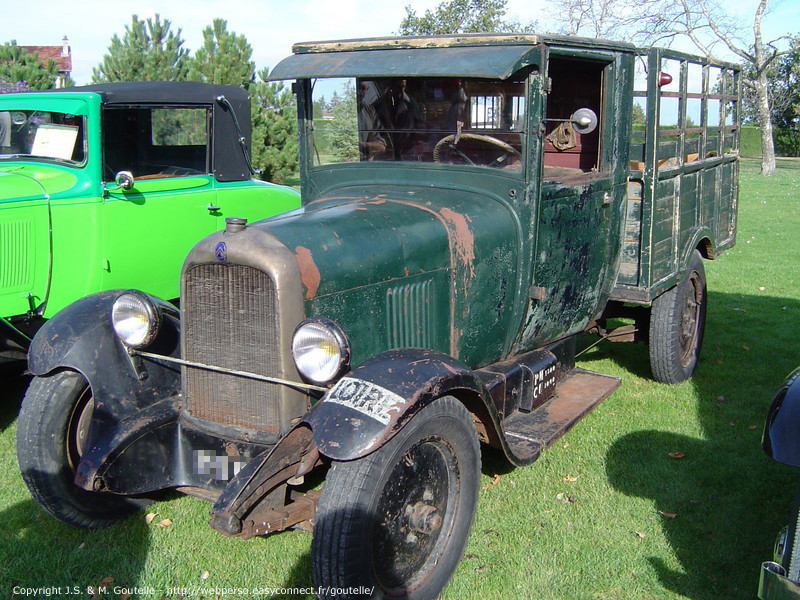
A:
292;318;350;385
111;291;162;348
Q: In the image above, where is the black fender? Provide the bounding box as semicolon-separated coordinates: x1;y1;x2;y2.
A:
763;367;800;467
304;348;503;461
27;290;182;489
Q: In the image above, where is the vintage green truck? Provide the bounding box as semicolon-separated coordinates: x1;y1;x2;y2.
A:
0;82;300;363
17;35;739;599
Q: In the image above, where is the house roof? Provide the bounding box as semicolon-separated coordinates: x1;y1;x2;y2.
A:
19;45;72;73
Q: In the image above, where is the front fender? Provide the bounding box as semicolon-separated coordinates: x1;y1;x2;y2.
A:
27;289;181;432
763;368;800;467
304;348;494;461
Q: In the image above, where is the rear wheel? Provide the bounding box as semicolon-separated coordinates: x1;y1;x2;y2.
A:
649;250;707;383
17;370;143;528
312;396;480;599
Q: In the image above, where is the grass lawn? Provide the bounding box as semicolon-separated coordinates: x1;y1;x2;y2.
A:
1;157;798;599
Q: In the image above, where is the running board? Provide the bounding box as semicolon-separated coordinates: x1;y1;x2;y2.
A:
501;368;621;465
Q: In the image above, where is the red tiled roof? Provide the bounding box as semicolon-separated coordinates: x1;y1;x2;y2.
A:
19;45;72;72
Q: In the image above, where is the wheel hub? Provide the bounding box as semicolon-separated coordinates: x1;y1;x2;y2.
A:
406;501;443;535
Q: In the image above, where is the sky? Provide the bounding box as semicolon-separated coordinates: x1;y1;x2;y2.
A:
4;0;799;86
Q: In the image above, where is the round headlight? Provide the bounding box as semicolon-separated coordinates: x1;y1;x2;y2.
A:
111;292;161;348
292;318;350;385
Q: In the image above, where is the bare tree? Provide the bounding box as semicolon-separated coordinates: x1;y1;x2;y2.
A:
626;0;791;174
546;0;632;38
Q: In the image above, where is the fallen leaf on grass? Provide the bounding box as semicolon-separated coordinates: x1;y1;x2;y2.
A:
91;578;114;600
759;286;766;291
749;425;759;430
635;531;647;538
482;474;501;489
658;511;677;519
733;307;747;313
475;566;489;573
742;345;750;351
562;442;570;448
668;452;686;459
563;474;579;482
156;518;172;527
464;554;480;560
145;512;158;525
201;570;210;580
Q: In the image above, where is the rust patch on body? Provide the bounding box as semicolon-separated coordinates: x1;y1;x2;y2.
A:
294;246;321;299
439;207;476;280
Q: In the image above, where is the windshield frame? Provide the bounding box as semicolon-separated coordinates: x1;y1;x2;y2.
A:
0;107;88;168
304;74;530;179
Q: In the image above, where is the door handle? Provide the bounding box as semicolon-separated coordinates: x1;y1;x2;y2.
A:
207;203;221;212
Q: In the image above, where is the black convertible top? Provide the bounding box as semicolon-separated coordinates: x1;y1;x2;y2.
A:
60;81;253;182
68;81;250;106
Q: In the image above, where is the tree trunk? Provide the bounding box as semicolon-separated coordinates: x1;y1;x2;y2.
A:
755;68;777;175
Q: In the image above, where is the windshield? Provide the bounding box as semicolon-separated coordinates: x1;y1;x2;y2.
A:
0;109;86;164
311;76;526;172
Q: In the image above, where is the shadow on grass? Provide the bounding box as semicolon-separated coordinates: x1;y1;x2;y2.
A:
0;499;150;598
0;367;28;433
602;290;800;600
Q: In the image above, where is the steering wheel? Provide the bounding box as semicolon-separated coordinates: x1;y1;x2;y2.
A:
433;133;522;167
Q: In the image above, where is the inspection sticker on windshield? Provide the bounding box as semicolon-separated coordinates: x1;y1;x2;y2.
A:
325;377;405;425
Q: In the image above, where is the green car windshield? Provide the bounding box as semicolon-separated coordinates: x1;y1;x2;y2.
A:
0;109;86;165
312;76;526;173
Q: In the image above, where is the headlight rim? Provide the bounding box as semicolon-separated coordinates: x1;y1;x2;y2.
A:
111;290;162;349
291;317;351;385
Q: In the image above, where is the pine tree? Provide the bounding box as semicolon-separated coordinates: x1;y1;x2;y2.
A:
189;19;255;89
251;67;298;184
92;14;190;82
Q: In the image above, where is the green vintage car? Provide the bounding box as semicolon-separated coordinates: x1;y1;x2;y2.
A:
18;35;740;599
0;81;300;362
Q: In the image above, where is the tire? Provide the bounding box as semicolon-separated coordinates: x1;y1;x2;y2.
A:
312;396;480;600
649;250;707;383
16;370;143;528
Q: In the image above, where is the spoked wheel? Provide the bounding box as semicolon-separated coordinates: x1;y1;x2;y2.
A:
17;369;143;528
312;396;480;599
649;250;707;383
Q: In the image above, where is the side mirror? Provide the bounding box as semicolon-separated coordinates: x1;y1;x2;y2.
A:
570;108;598;135
105;171;135;193
115;171;135;191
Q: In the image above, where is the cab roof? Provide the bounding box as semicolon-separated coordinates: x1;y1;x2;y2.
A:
269;33;636;80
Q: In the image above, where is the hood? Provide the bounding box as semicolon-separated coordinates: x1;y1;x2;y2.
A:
0;164;81;204
256;186;481;299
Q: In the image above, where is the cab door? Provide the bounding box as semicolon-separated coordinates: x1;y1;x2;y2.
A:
100;105;218;301
516;52;626;347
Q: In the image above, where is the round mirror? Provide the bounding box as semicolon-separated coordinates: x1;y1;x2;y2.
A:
570;108;598;135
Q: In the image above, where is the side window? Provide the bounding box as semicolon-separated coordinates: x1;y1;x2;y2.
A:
543;58;608;180
102;106;210;180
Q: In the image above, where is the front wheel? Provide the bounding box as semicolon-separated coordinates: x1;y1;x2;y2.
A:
312;396;480;600
17;370;143;528
649;250;707;383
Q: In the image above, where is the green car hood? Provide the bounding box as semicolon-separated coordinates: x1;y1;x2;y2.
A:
0;164;82;203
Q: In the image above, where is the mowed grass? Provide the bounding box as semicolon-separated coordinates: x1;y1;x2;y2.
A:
1;158;799;599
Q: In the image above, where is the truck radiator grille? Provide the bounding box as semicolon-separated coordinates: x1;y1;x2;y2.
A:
183;263;282;433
